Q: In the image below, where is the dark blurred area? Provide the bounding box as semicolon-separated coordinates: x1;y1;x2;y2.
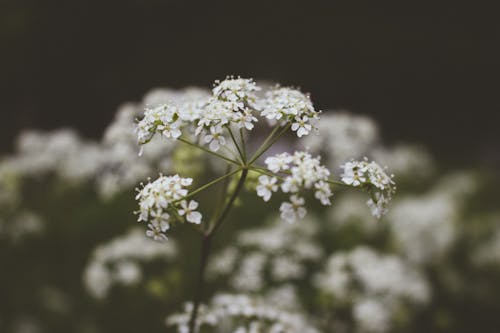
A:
0;1;499;166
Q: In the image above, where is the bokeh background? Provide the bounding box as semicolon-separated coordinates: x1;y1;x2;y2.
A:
1;1;499;165
1;1;500;333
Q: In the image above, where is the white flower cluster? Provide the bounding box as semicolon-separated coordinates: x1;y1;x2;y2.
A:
0;87;209;200
136;77;260;152
388;191;458;264
341;158;396;218
327;192;378;232
314;246;430;333
208;217;322;292
261;87;320;137
167;293;319;333
302;112;378;167
257;151;332;223
136;175;202;241
83;228;177;299
136;77;320;154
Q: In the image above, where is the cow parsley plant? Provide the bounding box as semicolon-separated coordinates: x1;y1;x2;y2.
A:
133;76;396;333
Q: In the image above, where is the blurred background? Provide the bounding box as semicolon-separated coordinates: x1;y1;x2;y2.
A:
1;1;500;333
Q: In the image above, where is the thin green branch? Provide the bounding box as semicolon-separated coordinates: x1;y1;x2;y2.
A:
226;126;245;163
248;166;286;181
208;168;248;235
249;125;282;163
248;123;291;164
177;137;240;166
239;128;247;161
173;168;242;204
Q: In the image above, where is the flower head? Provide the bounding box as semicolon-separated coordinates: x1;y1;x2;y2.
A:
261;87;319;137
135;174;202;240
341;158;396;218
258;151;333;223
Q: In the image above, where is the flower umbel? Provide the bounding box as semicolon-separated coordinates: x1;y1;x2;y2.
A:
341;158;396;218
256;151;333;223
135;174;202;241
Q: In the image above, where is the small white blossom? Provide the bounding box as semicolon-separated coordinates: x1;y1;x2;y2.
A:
291;116;312;137
280;195;307;223
256;175;278;202
314;180;332;205
264;153;293;173
178;200;202;224
203;125;226;152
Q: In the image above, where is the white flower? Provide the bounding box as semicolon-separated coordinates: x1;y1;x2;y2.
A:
203;126;226;151
178;200;202;224
84;229;177;299
314;180;332;205
146;222;168;242
256;175;278;202
291;116;312;137
280;195;307;223
233;109;258;130
264;153;293;173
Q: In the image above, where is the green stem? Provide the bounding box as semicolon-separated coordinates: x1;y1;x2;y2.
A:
226;126;245;163
188;233;211;333
249;125;282;163
177;137;240;166
249;123;291;164
208;168;248;235
248;166;286;181
174;168;242;204
239;128;247;161
187;168;248;333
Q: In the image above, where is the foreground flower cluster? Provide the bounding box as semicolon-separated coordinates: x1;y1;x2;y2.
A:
135;76;395;241
257;151;332;223
135;175;201;241
132;76;397;333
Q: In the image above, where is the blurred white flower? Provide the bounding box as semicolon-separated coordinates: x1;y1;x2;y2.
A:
353;298;391;333
314;246;430;332
167;293;319;333
83;228;177;299
302;111;379;169
388;192;458;264
280;195;307;223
